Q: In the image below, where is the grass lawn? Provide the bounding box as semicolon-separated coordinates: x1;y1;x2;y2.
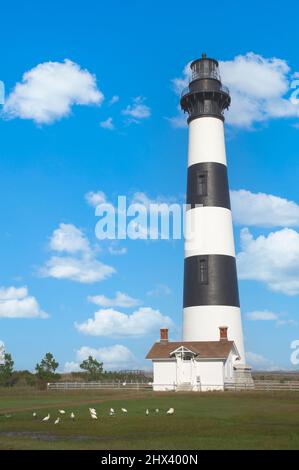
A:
1;388;299;449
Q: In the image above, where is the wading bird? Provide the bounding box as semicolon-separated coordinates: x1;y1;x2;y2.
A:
70;412;75;419
42;414;50;422
33;412;37;418
54;417;60;424
166;408;174;415
146;409;149;416
121;408;127;413
58;409;66;414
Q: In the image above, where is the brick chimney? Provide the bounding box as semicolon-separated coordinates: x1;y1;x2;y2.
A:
219;326;228;341
160;328;169;343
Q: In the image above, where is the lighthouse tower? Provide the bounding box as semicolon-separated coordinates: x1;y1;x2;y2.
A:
180;54;246;364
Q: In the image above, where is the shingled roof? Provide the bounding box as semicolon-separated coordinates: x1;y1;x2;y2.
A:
146;340;236;360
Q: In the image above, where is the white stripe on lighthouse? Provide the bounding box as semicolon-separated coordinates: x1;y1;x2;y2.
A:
183;305;246;363
188;117;227;167
185;206;235;258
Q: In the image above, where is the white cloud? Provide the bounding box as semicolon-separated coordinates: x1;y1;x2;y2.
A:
147;284;172;297
49;223;90;253
4;59;103;124
75;306;174;337
247;310;279;321
41;255;115;283
131;191;179;213
76;344;137;370
0;286;28;300
40;223;115;284
237;227;299;295
167;113;187;129
171;63;191;95
246;310;297;326
0;286;48;318
108;245;127;255
109;95;119;106
170;52;299;129
122;96;151;121
131;191;173;209
231;190;299;227
246;351;280;371
100;117;114;130
85;190;107;208
220;53;299;127
88;291;141;308
63;361;81;373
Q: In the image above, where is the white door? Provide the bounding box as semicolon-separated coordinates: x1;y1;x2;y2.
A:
181;359;192;383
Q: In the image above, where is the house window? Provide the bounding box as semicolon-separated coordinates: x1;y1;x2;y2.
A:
198;257;208;284
197;172;207;196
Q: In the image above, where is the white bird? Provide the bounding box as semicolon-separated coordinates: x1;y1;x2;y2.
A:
42;414;50;422
110;408;115;414
166;408;174;415
5;414;12;419
58;409;66;415
54;417;60;424
121;408;127;413
33;412;37;418
146;409;149;416
155;408;159;413
89;408;96;414
91;413;98;420
70;412;75;419
122;382;126;386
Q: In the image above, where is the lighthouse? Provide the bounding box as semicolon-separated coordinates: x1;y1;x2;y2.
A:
180;53;246;363
146;54;252;390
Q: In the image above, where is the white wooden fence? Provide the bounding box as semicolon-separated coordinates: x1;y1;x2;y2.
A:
47;381;152;391
225;381;299;391
47;380;299;392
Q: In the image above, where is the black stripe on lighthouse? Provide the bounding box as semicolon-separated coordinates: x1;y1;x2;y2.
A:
186;162;231;210
183;254;240;308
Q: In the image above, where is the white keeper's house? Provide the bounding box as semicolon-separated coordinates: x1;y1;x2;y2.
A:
146;327;251;391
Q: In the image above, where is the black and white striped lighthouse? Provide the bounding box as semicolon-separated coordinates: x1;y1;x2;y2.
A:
180;54;246;363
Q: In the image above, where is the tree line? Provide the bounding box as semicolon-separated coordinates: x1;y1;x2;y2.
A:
0;350;149;388
0;351;106;388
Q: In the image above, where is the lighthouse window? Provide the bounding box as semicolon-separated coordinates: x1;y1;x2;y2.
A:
197;172;207;196
198;257;208;284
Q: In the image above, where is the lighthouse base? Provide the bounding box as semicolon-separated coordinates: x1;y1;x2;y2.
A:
226;364;254;390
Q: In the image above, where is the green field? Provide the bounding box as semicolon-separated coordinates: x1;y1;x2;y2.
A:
1;388;299;449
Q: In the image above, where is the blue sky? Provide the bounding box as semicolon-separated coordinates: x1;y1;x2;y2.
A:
1;0;299;372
